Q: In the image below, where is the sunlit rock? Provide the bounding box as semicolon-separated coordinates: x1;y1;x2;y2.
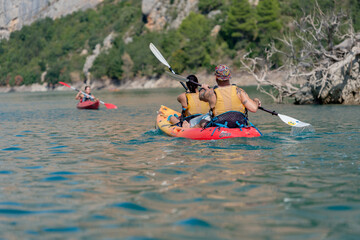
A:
0;0;103;39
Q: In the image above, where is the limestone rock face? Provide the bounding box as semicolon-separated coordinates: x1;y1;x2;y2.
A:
142;0;198;31
83;32;117;84
0;0;103;39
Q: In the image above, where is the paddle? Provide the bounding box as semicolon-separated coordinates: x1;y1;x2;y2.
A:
258;107;310;127
149;43;188;91
59;82;118;109
165;71;311;128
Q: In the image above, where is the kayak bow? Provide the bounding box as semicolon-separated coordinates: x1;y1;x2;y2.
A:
77;100;100;110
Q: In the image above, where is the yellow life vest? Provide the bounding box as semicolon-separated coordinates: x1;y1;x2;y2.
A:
213;85;246;116
185;92;210;116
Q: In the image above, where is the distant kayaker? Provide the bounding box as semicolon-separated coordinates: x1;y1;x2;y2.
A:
75;86;97;102
168;75;210;127
199;64;261;128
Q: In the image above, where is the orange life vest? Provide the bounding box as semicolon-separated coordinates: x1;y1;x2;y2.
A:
213;85;246;116
185;92;210;116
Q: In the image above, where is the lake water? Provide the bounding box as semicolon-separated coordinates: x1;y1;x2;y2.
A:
0;88;359;239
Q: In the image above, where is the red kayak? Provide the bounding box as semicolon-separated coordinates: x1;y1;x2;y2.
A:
157;105;262;140
77;100;100;110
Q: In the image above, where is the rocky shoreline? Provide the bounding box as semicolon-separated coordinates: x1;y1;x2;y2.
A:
0;70;263;93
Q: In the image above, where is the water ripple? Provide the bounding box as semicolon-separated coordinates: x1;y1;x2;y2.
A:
2;147;23;151
0;208;73;215
130;175;149;182
326;205;353;211
175;218;212;228
0;209;32;215
43;227;80;233
112;202;149;212
41;176;69;182
156;168;188;175
49;171;76;175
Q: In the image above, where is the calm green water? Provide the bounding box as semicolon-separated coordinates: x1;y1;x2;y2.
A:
0;88;359;239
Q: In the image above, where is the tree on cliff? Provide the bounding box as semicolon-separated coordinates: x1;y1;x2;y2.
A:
173;12;213;72
256;0;282;48
221;0;257;49
198;0;223;14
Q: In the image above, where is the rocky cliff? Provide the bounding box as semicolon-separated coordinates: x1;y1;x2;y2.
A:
142;0;198;31
0;0;103;39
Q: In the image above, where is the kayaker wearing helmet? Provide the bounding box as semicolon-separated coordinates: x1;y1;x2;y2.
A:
168;75;210;127
75;86;97;102
199;64;261;128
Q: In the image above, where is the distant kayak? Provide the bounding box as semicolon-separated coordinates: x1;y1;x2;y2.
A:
156;105;262;140
77;100;100;110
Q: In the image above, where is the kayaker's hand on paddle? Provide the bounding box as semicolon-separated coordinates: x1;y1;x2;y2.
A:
199;83;217;104
254;98;261;107
199;84;210;102
75;92;82;100
201;84;210;90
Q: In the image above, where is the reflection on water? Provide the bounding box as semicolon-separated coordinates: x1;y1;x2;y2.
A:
0;89;359;239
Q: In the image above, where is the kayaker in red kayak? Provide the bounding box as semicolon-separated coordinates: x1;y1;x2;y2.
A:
167;75;210;127
75;86;97;102
199;64;261;128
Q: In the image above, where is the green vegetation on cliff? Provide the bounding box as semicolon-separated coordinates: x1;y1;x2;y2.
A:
0;0;142;86
0;0;359;87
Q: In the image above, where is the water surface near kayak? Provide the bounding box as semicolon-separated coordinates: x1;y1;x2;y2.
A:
0;88;359;239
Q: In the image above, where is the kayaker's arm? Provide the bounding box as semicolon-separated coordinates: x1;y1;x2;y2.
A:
75;92;83;100
177;93;187;109
199;84;214;102
199;84;216;111
238;88;261;113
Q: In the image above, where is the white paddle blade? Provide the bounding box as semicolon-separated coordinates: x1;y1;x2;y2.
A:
149;43;170;68
278;114;310;127
165;71;188;82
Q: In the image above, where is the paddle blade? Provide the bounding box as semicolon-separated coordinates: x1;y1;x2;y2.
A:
165;72;202;86
278;114;310;127
59;81;71;88
149;43;171;68
165;71;188;82
104;103;118;109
